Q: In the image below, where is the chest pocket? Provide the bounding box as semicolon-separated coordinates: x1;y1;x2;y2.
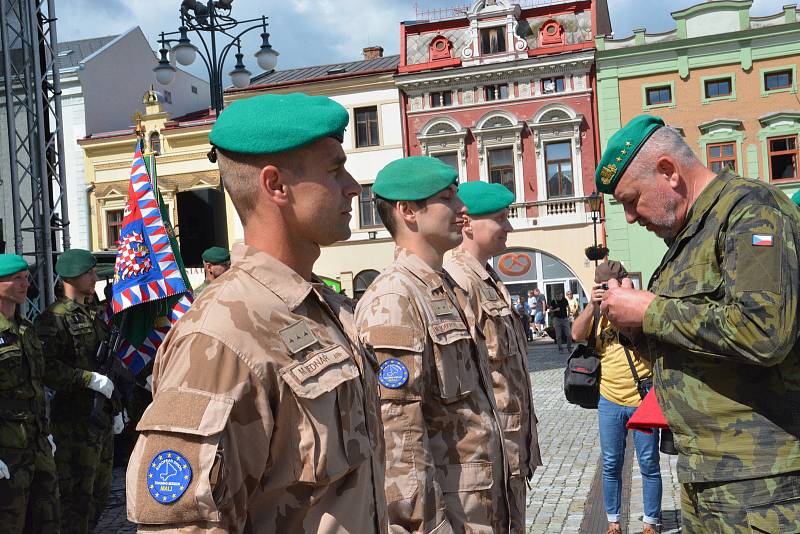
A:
280;344;371;484
67;316;98;365
0;342;27;393
654;263;722;299
480;299;513;361
429;320;477;403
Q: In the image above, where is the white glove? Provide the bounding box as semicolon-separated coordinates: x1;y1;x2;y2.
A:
145;374;153;393
87;372;114;399
47;435;56;456
113;413;125;435
0;459;9;480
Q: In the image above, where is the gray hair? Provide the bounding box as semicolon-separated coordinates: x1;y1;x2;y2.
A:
630;126;700;177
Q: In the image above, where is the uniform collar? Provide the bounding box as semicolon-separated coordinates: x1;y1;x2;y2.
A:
0;312;22;334
230;244;313;312
450;247;492;282
393;247;444;291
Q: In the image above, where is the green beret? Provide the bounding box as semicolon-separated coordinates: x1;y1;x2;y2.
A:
201;246;230;264
0;254;29;278
373;156;459;201
596;115;665;194
791;190;800;207
56;249;97;278
209;93;349;155
95;264;116;280
458;181;515;216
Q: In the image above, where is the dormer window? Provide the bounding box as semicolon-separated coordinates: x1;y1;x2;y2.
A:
481;27;506;55
429;36;453;61
539;20;565;46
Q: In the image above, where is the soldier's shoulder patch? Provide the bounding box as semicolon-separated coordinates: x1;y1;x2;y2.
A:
378;358;409;389
147;450;192;505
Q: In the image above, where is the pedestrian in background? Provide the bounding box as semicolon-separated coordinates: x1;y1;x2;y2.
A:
125;93;387;532
531;287;547;337
598;115;800;531
446;180;542;531
573;261;661;534
565;289;580;321
548;289;572;352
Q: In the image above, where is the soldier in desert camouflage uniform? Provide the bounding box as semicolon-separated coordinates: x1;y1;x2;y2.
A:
356;156;511;533
0;254;114;534
598;115;800;532
36;248;122;534
126;93;387;532
444;181;542;533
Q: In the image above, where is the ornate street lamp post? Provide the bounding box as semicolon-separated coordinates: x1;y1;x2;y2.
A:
154;0;279;114
587;191;604;266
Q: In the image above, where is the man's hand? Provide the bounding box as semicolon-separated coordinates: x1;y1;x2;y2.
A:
600;278;657;330
0;459;9;480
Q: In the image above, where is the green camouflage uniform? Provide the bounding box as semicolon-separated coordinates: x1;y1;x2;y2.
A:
0;311;87;533
36;297;113;534
192;280;208;297
635;170;800;532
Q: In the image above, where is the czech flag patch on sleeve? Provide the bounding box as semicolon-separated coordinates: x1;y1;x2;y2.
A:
752;234;774;247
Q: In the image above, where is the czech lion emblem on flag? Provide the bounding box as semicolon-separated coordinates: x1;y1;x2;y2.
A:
111;143;186;313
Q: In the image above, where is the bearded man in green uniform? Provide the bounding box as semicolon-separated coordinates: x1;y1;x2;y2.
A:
597;115;800;532
36;249;121;534
193;246;230;297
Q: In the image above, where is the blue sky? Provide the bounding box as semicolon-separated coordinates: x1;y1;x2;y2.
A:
58;0;790;79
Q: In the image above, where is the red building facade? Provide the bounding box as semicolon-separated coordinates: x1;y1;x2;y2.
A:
396;0;611;299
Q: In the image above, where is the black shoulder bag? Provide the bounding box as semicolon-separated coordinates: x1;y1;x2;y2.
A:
564;309;601;409
623;345;677;455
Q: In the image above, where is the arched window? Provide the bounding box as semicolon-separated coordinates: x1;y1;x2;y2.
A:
484;115;513;129
539;109;570;123
427;122;457;135
353;269;380;300
149;132;161;155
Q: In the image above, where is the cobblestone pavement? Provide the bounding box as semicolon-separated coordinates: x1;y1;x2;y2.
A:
94;338;683;533
525;338;682;534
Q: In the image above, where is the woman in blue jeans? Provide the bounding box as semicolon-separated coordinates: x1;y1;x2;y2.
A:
572;261;661;534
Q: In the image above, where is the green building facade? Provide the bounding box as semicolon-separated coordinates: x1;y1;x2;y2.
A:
596;0;800;282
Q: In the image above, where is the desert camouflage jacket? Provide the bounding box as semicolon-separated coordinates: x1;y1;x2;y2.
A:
126;244;387;533
356;247;510;534
445;248;542;480
638;170;800;483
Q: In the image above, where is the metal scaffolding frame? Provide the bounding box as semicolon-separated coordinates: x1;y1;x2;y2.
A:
0;0;68;317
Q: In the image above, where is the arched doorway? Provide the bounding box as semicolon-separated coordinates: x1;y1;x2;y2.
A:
492;247;587;308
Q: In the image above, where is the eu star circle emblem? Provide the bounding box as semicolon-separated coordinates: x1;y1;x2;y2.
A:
378;359;409;389
146;450;193;505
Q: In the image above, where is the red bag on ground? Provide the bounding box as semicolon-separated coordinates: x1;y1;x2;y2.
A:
627;388;669;434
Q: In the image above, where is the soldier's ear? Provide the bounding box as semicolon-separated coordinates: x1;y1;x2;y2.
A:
656;156;680;190
259;164;289;206
462;214;473;236
396;200;417;226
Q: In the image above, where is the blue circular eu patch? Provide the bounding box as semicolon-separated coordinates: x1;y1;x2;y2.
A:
378;359;409;389
146;450;192;505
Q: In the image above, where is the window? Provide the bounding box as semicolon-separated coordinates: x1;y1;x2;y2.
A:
191;85;198;94
433;152;458;171
704;78;732;99
355;106;379;148
480;27;506;55
768;136;798;181
163;90;172;104
430;91;453;108
484;84;509;101
541;77;565;94
488;147;515;194
359;184;381;228
707;142;736;173
765;70;792;91
353;270;380;300
106;209;124;248
544;141;574;198
149;132;161;155
645;85;672;106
